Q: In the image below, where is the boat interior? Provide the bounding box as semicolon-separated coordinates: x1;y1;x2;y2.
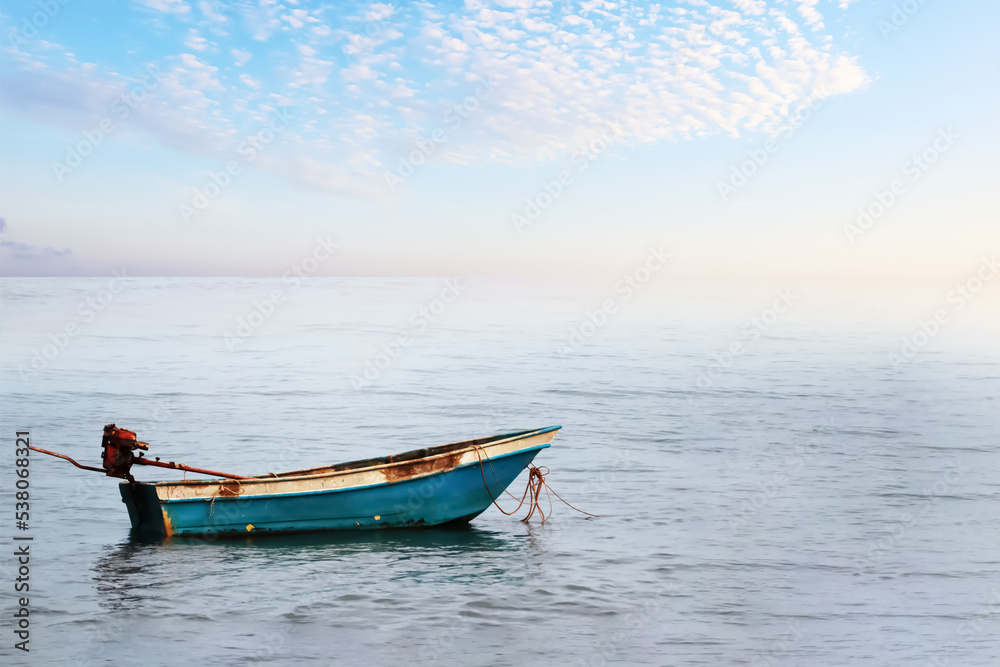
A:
261;427;546;479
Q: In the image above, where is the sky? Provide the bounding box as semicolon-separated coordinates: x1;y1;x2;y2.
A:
0;0;997;280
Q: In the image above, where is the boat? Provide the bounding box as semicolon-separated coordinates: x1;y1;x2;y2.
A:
30;424;562;537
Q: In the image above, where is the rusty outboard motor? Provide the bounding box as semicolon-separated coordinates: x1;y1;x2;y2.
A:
27;425;249;481
101;424;149;480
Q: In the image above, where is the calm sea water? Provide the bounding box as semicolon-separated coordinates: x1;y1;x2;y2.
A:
0;277;998;666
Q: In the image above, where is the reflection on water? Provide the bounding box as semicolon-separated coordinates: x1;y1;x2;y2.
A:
92;540;158;612
159;522;519;552
93;525;527;612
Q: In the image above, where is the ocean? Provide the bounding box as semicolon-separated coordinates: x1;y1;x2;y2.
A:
0;276;997;666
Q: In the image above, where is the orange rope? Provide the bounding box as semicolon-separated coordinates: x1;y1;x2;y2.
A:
474;446;599;523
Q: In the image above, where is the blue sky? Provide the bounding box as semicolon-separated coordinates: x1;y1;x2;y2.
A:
0;0;997;279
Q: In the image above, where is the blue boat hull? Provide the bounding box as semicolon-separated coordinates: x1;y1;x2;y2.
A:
120;443;548;537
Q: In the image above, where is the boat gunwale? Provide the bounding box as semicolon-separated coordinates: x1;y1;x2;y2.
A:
147;425;561;488
151;442;551;504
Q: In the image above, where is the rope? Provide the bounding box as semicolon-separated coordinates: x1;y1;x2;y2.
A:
473;446;599;524
208;478;243;519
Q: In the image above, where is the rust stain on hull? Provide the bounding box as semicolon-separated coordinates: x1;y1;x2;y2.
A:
380;452;464;483
160;508;174;537
218;481;244;497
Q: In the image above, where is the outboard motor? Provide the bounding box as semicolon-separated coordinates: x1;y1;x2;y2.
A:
101;424;149;480
26;424;248;481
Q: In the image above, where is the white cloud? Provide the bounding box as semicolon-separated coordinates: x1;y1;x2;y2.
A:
239;73;261;89
292;42;334;87
198;1;227;23
732;0;766;16
793;0;824;30
2;0;869;199
246;0;283;41
139;0;190;14
362;3;396;22
186;29;209;51
231;48;252;66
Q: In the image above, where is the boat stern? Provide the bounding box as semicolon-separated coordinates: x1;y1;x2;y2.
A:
119;481;171;537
